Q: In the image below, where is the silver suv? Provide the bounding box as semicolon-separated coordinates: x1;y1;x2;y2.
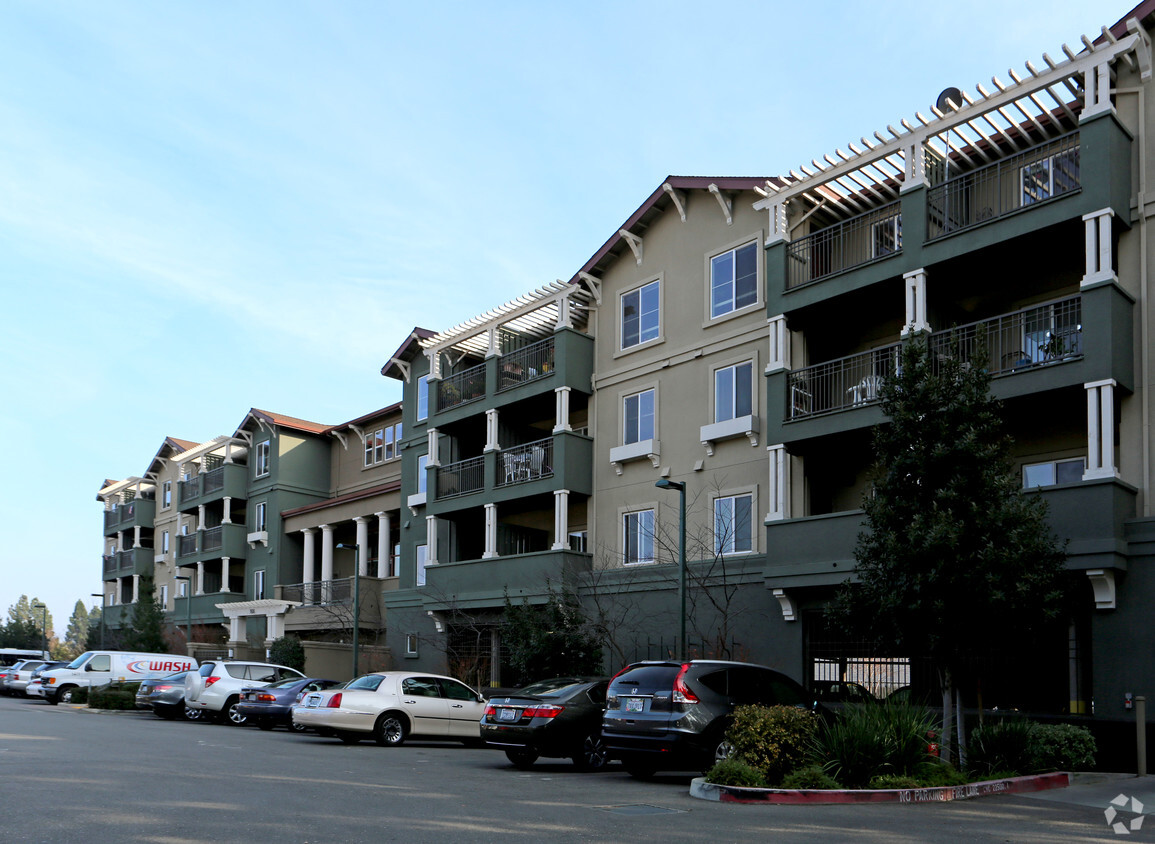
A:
185;660;305;725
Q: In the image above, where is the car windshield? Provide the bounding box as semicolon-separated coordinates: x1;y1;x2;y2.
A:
517;678;586;698
345;675;385;692
266;678;305;690
66;653;92;670
610;665;679;691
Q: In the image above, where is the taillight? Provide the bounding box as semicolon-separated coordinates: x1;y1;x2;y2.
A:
205;676;220;687
326;693;343;708
672;663;699;704
257;693;276;702
154;685;173;692
484;705;497;718
522;705;564;719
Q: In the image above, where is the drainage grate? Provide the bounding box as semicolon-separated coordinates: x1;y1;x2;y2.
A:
600;804;686;816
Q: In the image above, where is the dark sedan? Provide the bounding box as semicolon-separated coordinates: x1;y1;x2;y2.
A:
236;677;342;731
481;677;609;771
137;672;202;721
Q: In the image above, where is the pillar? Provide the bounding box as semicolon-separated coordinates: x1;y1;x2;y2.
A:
223;496;232;524
1084;380;1119;480
1081;209;1116;288
426;515;439;566
375;512;391;578
767;444;790;521
302;528;316;602
553;387;571;434
320;524;334;589
219;557;231;592
766;315;790;373
551;490;570;550
485;409;500;451
355;516;369;576
132;574;140;603
902;268;929;335
195;562;205;596
483;503;498;559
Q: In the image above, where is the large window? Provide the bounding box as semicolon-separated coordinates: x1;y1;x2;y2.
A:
416;376;430;421
710;242;757;318
621;280;660;349
1023;458;1084;488
365;423;403;466
162;480;172;509
254;502;267;533
254;570;266;600
714;362;753;424
714;494;753;555
254;441;270;477
623;389;655;445
623;510;655;565
162;531;170;555
416;544;428;586
1021;149;1080;206
417;454;429;495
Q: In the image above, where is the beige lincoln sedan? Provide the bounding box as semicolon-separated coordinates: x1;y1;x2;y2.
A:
292;671;486;746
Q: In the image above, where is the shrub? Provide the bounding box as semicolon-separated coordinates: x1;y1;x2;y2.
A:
780;766;842;790
87;684;136;710
811;700;938;788
868;774;920;789
69;686;89;704
268;637;306;673
705;757;767;788
726;704;819;786
1032;723;1095;771
968;717;1036;776
914;760;968;787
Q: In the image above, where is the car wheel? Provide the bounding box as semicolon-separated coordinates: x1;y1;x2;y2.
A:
338;731;363;745
183;705;202;722
572;731;609;772
224;698;248;726
374;713;408;747
59;686;78;704
505;750;539;769
624;761;657;780
711;737;734;766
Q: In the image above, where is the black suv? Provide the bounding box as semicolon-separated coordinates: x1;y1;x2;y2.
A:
602;660;813;778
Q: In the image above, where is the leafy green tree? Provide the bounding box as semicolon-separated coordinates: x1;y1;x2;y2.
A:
87;604;104;650
268;636;306;672
62;600;90;659
0;617;42;649
7;595;53;645
829;335;1067;765
124;576;168;653
503;583;603;686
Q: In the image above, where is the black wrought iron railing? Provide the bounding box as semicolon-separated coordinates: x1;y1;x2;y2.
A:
787;201;902;289
498;337;555;391
437;362;487;412
497;437;554;486
437;456;485;498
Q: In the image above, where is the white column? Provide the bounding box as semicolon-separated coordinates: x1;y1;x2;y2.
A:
301;528;316;602
556;296;573;329
427;427;440;466
1081;60;1114;120
320;525;334;583
133;525;141;547
426;516;439;565
1081;209;1116;288
902;139;926;190
767;444;790;521
483;504;498;559
195;562;205;595
553;387;572;434
485;326;499;358
354;516;369;576
228;614;242;643
551;490;570;550
902;268;929;335
219;557;231;592
764;199;788;245
1084;380;1119;480
266;612;281;642
375;512;391;578
485;409;500;451
222;496;232;524
197;504;205;531
766;315;790;373
427;349;442;380
132;574;140;603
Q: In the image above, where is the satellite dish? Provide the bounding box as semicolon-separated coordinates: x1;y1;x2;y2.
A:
936;87;963;112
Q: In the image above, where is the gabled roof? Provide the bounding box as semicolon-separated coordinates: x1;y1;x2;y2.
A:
235;408;331;438
381;327;436;381
143;436;199;480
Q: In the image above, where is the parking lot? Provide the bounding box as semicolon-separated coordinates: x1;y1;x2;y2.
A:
0;694;1145;843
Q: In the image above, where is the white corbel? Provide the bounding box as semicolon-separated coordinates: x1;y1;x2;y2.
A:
708;183;733;226
1128;18;1152;82
578;272;602;305
392;359;411;383
619;229;643;265
1086;569;1116;610
772;588;798;622
662;182;687;222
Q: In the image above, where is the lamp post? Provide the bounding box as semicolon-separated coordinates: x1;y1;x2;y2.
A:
90;592;106;649
31;602;48;658
173;575;192;653
336;543;361;678
655;479;687;661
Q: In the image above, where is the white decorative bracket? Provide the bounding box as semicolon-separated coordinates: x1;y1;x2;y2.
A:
662;183;687;222
427;610;445;633
1128;18;1152;82
619;229;643;265
773;588;798;622
578;272;602;305
1086;569;1116;610
708;183;733;226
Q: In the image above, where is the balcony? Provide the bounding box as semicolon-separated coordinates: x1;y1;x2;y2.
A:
436;456;485;499
437;362;487;413
173;592;248;626
175;523;249;563
927;133;1079;240
102;498;156;535
421;549;593;611
788;344;900;420
787;201;902;289
497;437;553;487
178;462;247;510
498;337;555;392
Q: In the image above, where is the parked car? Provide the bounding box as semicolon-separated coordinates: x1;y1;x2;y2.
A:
0;661;35;696
185;660;305;725
602;660;815;778
137;672;202;721
5;661;49;696
293;671;485;745
481;677;610;771
41;651;196;704
236;677;342;731
812;680;876;705
24;662;66;700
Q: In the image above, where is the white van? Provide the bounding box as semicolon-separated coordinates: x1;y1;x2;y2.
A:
41;651;197;704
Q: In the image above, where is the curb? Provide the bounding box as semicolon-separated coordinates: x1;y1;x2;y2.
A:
68;704;149;716
689;772;1070;804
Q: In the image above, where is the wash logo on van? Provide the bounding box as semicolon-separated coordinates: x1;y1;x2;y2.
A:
126;659;195;674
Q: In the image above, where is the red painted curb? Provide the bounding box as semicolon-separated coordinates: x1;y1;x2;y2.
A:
690;772;1070;804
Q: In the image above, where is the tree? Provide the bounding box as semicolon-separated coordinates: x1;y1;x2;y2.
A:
269;636;306;673
124;576;168;653
87;604;104;649
829;335;1067;765
62;600;90;659
503;583;603;687
6;595;53;646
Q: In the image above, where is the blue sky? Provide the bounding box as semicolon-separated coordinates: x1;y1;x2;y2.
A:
0;0;1124;632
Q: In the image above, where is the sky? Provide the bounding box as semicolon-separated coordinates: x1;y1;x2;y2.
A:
0;0;1128;634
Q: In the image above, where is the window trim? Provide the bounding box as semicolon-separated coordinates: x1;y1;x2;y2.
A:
161;480;172;510
712;489;757;556
254;570;266;600
1022;456;1086;489
707;236;762;323
416;375;430;422
621;506;657;566
618;276;663;354
254;441;271;478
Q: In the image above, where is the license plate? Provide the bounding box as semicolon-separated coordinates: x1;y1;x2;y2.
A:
305;694;322;708
497;708;518;722
624;697;644;713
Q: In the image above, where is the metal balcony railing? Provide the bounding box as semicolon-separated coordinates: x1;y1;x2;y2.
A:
927;132;1080;240
179;476;201;504
437;362;487;412
437;456;484;499
497;437;554;486
498;337;555;391
102;555;117;574
787;201;902;289
788;344;901;419
177;534;198;558
203;466;226;495
281;578;355;606
928;296;1082;375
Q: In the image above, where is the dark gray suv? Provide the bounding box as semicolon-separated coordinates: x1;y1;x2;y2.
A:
602;660;813;778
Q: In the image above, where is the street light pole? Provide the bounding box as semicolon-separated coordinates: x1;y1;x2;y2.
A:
655;479;687;662
31;602;48;658
336;543;360;677
173;576;192;653
90;592;106;649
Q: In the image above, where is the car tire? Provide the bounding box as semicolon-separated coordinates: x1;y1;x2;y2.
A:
505;750;539;769
374;713;408;747
59;686;77;704
224;697;247;726
338;731;363;745
710;736;734;767
183;705;202;722
572;731;609;772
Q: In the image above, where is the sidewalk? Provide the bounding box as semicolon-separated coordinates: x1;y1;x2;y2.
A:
1020;772;1155;811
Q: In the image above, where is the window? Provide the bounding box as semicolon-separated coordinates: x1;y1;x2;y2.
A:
714;494;753;555
254;570;266;600
569;530;588;553
621;280;660;349
159;584;168;607
440;678;478;701
416;375;430;421
1021;148;1080;206
406;633;419;657
254;502;267;533
1023;458;1085;489
417;454;429;495
162;481;172;509
623;510;655;565
162;531;170;555
254;441;270;477
623;389;655;445
365;423;403;466
177;578;188;597
714;362;753;424
386;423;402;460
402;677;440;697
416;544;428;586
710;242;758;318
871;215;902;258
